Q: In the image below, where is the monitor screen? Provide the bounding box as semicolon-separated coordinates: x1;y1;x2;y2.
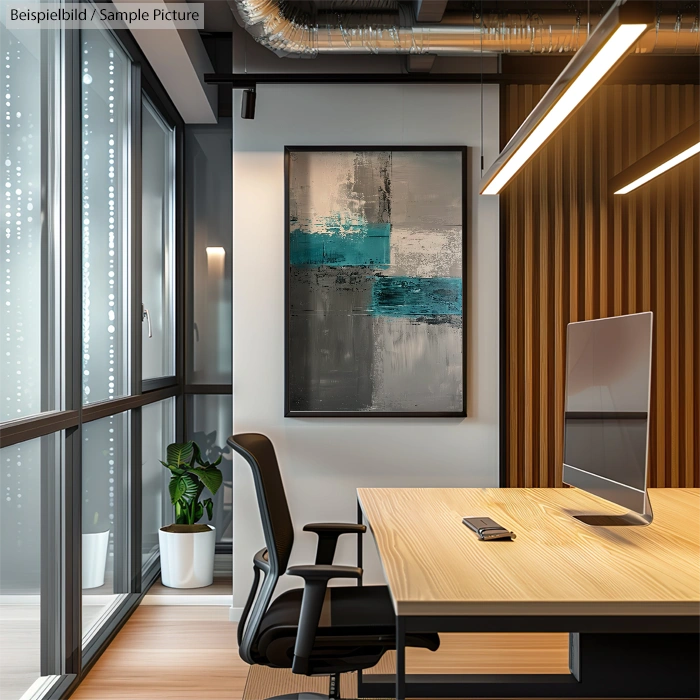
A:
563;312;652;514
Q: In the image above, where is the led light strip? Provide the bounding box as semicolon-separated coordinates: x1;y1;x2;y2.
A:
614;141;700;194
482;23;647;195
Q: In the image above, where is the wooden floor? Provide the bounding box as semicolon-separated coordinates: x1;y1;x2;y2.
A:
73;601;569;699
71;606;244;700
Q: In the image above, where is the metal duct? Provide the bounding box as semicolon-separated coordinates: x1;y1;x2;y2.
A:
229;0;700;58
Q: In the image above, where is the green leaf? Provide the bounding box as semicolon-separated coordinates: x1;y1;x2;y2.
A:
188;467;223;495
160;460;186;476
181;475;199;502
203;498;214;521
166;442;195;468
194;501;204;524
169;476;187;504
169;474;198;505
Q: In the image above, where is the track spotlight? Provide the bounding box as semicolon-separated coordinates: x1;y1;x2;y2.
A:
241;88;256;120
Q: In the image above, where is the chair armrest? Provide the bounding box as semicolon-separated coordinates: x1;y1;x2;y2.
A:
286;564;363;674
287;564;362;581
303;522;367;565
303;522;366;535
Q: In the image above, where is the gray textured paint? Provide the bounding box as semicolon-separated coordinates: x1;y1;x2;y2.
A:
370;317;463;412
387;225;462;278
288;266;375;411
352;151;391;225
390;151;462;229
288;151;391;232
384;152;462;279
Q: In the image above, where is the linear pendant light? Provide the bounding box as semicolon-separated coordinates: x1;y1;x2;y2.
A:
480;1;652;195
611;121;700;194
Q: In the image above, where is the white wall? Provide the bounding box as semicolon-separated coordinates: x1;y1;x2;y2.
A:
231;84;500;610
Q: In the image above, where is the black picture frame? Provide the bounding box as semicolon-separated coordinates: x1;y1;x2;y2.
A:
284;145;468;418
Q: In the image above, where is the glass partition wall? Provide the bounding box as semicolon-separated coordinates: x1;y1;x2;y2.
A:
185;123;233;547
1;11;64;700
0;14;185;700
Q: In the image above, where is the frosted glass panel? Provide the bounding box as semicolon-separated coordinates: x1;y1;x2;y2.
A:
0;434;57;700
1;14;59;699
187;394;232;542
142;99;175;380
0;18;58;422
0;437;43;589
185;124;232;384
81;29;130;404
141;398;175;568
82;413;129;640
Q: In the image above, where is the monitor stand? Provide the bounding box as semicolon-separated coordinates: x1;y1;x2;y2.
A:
573;492;653;527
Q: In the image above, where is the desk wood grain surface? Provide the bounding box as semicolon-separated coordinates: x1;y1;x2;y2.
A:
357;488;700;617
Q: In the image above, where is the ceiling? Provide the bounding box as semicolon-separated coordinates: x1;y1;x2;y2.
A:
200;0;238;32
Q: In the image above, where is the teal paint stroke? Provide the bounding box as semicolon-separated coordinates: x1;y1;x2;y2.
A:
368;276;462;317
290;220;390;267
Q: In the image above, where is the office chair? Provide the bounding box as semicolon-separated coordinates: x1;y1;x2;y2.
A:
227;433;440;700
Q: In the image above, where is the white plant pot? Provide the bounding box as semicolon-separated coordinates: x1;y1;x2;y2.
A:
82;531;110;590
159;525;216;589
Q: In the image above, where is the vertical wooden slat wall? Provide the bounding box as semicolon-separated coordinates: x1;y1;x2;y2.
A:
502;84;700;488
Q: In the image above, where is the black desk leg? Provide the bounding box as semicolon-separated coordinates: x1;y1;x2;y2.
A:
356;500;363;587
356;499;364;693
396;616;406;700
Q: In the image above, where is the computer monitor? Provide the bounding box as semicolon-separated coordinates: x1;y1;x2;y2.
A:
562;312;653;526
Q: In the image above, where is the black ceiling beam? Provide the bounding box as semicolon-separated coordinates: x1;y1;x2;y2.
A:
204;54;700;90
204;72;560;88
610;55;700;85
500;55;700;85
206;54;699;90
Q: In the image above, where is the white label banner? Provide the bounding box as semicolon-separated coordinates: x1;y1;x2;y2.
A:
5;2;205;29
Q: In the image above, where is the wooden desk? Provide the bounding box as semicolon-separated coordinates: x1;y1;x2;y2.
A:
356;487;700;699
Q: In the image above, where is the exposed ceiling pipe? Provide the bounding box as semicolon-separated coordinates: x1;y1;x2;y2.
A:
228;0;700;58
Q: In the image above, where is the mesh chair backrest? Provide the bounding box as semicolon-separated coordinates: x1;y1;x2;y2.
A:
228;433;295;574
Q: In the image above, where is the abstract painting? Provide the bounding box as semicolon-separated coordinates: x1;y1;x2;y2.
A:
285;147;466;416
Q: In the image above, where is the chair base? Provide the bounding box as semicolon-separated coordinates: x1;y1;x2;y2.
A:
265;672;348;700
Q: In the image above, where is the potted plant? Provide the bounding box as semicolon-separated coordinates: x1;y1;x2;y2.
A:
82;511;110;589
158;440;223;588
192;429;232;539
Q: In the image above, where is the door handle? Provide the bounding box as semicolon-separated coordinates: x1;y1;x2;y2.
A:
142;303;153;338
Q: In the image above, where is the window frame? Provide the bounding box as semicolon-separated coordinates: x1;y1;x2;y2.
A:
140;93;177;385
140;396;177;573
0;9;186;698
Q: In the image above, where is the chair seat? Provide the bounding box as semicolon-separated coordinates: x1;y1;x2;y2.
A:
255;584;439;674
